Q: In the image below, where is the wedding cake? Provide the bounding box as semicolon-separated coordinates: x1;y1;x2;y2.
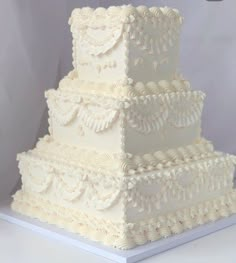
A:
12;5;236;249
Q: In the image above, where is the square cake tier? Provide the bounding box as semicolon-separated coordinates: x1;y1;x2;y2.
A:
46;74;204;155
12;136;236;249
69;5;183;84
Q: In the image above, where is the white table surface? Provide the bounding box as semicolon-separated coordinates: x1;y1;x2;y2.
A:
1;219;236;263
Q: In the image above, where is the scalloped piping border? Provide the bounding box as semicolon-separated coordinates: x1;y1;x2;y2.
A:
23;136;220;175
70;6;182;25
69;6;182;59
58;71;193;98
12;190;236;249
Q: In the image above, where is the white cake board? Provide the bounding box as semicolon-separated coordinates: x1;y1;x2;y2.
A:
1;199;236;263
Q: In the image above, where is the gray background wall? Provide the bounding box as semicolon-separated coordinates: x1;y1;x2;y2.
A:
0;0;235;201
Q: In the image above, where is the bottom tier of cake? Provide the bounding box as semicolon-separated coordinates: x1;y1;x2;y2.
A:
12;190;236;249
11;137;236;249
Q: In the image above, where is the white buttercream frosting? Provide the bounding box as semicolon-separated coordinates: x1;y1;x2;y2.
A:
58;70;191;98
11;4;236;251
46;83;204;154
24;135;218;175
12;190;236;249
69;5;183;84
15;134;236;221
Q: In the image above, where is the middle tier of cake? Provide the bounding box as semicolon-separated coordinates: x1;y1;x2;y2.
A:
46;77;204;155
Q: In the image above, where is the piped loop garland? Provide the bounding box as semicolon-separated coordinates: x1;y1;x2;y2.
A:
79;23;124;56
19;161;53;194
17;135;236;215
69;6;182;58
87;175;123;210
18;154;123;211
46;86;205;135
79;103;119;133
46;96;79;126
46;90;120;133
54;167;87;202
163;91;205;128
69;6;183;78
125;96;169;134
126;157;235;213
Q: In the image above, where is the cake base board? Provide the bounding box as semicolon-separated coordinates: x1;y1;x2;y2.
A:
1;198;236;263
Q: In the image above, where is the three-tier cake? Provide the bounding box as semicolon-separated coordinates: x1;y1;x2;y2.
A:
12;5;236;249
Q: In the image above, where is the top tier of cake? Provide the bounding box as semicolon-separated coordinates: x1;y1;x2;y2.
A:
69;5;183;85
